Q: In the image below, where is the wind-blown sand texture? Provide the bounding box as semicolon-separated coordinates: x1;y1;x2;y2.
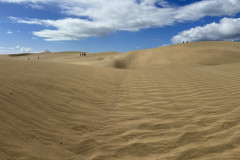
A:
1;41;240;160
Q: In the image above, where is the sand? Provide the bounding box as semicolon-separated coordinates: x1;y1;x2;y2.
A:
1;41;240;160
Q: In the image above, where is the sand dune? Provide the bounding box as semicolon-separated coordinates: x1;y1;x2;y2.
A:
1;41;240;160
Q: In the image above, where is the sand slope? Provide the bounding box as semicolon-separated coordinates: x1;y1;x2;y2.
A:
1;41;240;160
112;41;240;69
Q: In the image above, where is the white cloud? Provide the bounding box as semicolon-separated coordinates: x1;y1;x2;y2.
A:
0;47;15;54
171;17;240;44
15;45;32;52
175;0;240;21
19;47;32;53
28;3;44;9
3;0;240;41
7;30;13;34
9;16;45;25
0;45;32;54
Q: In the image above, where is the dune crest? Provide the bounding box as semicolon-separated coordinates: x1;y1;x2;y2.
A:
112;41;240;69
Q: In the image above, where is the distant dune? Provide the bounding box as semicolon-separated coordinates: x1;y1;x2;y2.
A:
8;53;32;57
1;41;240;160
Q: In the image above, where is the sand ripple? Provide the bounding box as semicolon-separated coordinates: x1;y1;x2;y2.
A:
1;42;240;159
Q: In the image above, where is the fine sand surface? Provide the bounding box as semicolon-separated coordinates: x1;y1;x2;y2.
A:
1;41;240;160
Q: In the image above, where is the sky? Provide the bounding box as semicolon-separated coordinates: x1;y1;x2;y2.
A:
0;0;240;54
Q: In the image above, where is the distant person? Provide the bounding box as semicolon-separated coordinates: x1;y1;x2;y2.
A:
183;41;184;43
38;56;39;59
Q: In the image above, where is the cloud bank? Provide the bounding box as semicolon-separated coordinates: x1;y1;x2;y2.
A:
2;0;240;41
171;17;240;44
0;45;32;54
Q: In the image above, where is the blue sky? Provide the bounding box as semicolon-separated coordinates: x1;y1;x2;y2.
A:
0;0;240;54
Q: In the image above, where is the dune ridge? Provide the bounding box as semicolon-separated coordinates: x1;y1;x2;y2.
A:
1;41;240;159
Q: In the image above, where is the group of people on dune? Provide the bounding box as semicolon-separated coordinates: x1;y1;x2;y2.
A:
80;52;87;56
